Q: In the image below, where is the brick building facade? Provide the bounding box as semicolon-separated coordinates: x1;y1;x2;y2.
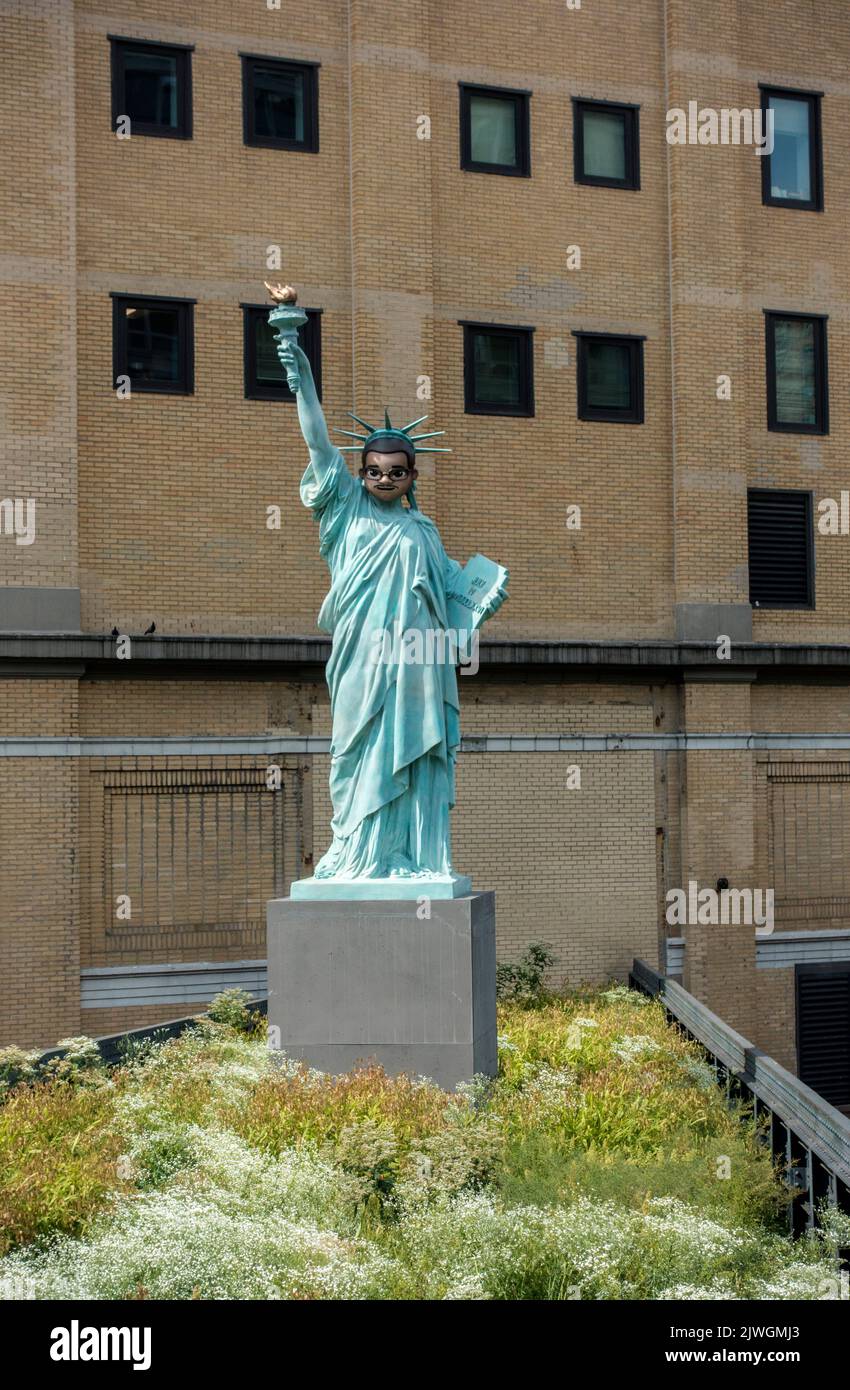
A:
3;0;850;1102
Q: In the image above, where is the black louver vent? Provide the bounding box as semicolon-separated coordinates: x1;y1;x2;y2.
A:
797;968;850;1108
748;489;813;608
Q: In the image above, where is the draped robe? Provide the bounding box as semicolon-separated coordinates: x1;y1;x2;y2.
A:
301;450;464;880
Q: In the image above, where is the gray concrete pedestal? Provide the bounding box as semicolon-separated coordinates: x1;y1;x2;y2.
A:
266;891;496;1091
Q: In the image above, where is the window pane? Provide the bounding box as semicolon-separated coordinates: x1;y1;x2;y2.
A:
473;332;520;404
255;315;283;384
582;109;626;180
774;318;815;424
125;305;180;383
123;51;178;128
253;65;305;142
251;313;314;395
586;341;631;409
769;97;811;201
470;95;517;167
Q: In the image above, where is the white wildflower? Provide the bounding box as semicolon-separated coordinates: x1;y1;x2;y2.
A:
611;1034;662;1064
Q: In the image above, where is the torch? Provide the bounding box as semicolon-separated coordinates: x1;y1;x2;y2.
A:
264;281;308;393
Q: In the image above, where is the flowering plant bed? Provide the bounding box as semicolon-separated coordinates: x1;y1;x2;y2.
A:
1;985;847;1301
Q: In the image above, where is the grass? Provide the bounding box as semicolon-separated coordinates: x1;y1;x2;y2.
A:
0;983;844;1300
0;1081;127;1255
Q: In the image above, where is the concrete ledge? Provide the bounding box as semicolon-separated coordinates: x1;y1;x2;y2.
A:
290;872;471;900
13;731;850;755
7;631;850;676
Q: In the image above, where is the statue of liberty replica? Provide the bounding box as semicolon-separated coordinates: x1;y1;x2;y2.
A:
266;284;508;900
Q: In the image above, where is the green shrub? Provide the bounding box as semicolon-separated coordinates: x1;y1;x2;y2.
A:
496;942;556;1003
207;989;254;1031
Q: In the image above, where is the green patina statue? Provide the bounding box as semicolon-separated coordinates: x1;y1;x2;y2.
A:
266;284;508;900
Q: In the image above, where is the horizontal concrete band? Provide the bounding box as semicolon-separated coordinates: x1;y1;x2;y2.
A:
666;930;850;975
80;958;267;1008
8;732;850;755
5;632;850;673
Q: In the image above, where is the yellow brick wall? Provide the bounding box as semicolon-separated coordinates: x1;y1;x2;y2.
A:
312;684;659;985
5;0;850;1064
0;0;78;592
78;677;315;736
0;680;81;1046
56;0;850;642
679;682;758;1037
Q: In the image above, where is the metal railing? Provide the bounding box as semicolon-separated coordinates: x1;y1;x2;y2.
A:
630;958;850;1239
36;998;269;1071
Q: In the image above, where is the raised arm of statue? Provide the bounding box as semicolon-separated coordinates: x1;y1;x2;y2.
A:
276;340;338;480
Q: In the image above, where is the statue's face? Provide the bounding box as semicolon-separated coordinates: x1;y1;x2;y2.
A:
360;450;417;503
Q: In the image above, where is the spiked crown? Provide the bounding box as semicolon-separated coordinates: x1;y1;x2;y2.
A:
335;409;451;459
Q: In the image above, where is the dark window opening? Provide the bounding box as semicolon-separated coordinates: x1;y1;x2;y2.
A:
461;322;534;415
459;84;531;176
760;87;823;211
575;332;644;423
112;294;194;395
797;964;850;1109
573;99;640;189
109;37;192;139
241;55;319;151
243;305;322;400
765;311;828;434
747;488;814;609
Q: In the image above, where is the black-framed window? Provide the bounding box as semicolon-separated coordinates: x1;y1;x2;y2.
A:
460;323;534;415
112;294;195;395
241;54;319;151
760;86;823;210
574;332;644;423
573;99;639;189
109;36;192;139
747;488;814;609
459;84;531;177
765;311;828;434
242;305;322;401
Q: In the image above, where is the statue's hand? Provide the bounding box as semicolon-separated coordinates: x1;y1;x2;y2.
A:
485;581;509;617
276;340;307;370
276;340;310;393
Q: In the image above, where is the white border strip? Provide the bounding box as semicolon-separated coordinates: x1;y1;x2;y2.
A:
6;733;850;756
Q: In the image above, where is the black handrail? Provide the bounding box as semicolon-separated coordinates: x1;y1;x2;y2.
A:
32;998;269;1071
631;959;850;1239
